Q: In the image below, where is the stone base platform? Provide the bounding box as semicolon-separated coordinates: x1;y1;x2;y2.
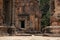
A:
43;26;60;37
0;26;8;36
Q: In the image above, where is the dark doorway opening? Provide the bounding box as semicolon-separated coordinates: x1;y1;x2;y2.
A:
21;21;25;28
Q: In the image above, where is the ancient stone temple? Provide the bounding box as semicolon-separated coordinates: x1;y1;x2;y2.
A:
0;0;41;36
47;0;60;34
50;0;60;26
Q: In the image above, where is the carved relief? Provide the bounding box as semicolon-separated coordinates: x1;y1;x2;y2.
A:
14;0;41;31
51;0;60;26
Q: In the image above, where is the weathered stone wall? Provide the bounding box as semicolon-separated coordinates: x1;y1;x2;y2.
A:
14;0;41;33
0;0;41;35
50;0;60;26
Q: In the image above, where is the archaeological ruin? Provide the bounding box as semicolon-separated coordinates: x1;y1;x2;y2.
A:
45;0;60;35
0;0;41;36
0;0;60;36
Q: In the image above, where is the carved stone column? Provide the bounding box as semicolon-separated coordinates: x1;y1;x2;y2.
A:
0;0;3;26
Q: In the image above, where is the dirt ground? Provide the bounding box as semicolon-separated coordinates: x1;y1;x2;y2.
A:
0;35;60;40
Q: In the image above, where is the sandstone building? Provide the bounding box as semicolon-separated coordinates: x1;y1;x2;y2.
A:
0;0;41;35
46;0;60;34
50;0;60;26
